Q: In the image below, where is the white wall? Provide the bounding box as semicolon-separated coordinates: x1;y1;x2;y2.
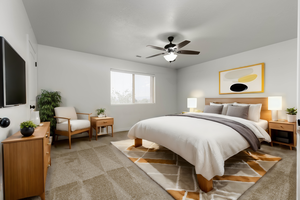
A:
0;0;37;198
296;1;300;199
178;39;297;120
37;45;177;133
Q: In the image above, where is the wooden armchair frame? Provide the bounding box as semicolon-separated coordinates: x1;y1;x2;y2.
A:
54;113;92;149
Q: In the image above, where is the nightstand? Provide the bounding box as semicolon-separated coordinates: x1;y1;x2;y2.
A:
269;120;297;150
91;116;114;140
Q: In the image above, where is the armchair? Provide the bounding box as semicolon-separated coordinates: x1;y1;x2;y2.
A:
54;107;92;149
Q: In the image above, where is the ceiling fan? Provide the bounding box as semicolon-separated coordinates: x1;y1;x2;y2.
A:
146;36;200;63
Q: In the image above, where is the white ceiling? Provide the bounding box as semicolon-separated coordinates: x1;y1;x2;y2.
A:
23;0;297;69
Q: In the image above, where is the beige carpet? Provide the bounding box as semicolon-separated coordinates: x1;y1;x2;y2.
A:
112;139;282;200
23;131;296;200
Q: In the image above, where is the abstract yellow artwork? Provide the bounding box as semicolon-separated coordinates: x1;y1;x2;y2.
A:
219;63;264;94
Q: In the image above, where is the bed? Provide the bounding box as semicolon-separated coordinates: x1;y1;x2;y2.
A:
127;98;271;192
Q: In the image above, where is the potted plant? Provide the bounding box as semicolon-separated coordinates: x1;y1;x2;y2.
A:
286;107;297;123
20;121;37;137
37;90;61;135
96;108;106;117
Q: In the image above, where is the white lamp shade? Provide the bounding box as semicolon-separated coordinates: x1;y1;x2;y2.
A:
164;53;177;62
268;96;282;110
187;98;197;108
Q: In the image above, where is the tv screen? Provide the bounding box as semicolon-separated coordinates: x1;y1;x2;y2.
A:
0;37;26;107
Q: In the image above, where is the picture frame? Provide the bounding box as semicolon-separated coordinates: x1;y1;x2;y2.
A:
219;63;264;94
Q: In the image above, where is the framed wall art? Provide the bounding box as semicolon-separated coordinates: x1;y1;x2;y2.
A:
219;63;264;94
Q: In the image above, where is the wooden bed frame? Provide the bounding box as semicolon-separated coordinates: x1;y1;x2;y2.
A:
135;97;271;193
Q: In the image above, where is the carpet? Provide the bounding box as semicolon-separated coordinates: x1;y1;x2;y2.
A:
111;139;282;200
41;137;175;200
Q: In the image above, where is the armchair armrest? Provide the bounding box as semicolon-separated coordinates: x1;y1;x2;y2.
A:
54;116;71;120
54;116;71;132
76;113;92;115
76;113;92;121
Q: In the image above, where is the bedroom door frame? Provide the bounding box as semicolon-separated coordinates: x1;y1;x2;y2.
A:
26;34;37;108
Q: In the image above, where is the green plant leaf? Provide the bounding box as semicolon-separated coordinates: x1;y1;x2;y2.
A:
286;107;297;115
96;108;106;115
20;121;37;129
37;90;62;134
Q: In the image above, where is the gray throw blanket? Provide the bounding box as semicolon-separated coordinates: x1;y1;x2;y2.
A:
168;114;260;151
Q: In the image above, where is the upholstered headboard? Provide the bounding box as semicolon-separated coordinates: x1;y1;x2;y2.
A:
205;97;271;121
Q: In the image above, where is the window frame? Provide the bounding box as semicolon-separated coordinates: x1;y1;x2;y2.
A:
110;69;156;105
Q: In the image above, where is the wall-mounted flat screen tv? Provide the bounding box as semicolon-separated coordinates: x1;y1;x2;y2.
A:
0;37;26;108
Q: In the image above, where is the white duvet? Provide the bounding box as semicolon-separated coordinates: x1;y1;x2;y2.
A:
127;112;271;180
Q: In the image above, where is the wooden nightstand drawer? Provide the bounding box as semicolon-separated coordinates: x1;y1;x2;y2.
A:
96;119;114;126
269;123;294;132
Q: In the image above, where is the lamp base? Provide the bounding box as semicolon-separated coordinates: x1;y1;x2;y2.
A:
271;110;278;121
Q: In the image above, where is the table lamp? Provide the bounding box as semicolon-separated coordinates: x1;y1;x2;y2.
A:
268;96;282;121
187;98;197;112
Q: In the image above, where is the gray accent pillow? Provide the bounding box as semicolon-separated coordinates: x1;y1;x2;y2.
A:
203;105;223;114
226;105;250;119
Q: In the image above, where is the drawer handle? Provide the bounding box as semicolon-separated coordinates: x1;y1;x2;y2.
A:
281;126;284;128
48;164;50;168
46;152;49;154
48;142;51;145
46;134;49;138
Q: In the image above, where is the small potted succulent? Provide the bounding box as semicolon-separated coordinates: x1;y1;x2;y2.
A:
20;120;37;137
96;108;106;117
286;107;297;123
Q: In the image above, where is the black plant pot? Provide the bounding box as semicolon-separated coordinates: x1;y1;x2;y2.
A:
20;127;35;137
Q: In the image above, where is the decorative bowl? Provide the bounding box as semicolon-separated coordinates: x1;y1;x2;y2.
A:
20;127;35;137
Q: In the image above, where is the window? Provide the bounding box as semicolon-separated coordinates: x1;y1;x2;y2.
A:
111;70;155;104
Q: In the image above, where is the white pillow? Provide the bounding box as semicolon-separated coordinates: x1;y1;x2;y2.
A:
210;102;233;115
233;103;262;122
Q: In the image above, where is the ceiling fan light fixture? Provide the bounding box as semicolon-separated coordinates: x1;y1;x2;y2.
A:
164;52;177;62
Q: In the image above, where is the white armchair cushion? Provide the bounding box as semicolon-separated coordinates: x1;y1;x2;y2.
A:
56;120;90;132
54;107;78;123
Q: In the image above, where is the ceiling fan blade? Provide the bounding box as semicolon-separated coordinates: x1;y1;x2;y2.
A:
147;45;165;51
177;40;190;49
146;53;165;58
177;50;200;55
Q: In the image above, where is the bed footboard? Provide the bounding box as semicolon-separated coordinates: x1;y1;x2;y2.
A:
197;174;213;193
134;138;142;147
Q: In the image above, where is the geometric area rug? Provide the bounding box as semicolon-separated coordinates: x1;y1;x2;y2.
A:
111;139;282;200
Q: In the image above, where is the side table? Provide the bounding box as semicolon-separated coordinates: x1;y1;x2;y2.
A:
269;120;296;150
91;116;114;140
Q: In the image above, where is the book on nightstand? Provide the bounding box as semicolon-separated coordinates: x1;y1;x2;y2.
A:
274;137;290;144
273;130;290;144
276;130;289;138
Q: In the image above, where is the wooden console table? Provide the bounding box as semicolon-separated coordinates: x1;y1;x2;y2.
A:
2;122;51;200
91;116;114;140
